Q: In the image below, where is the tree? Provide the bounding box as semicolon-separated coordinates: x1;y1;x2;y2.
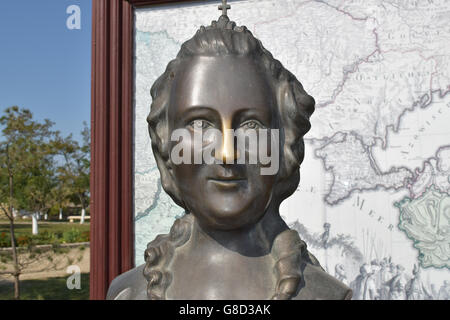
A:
23;139;58;220
53;122;90;219
0;106;56;299
50;174;72;219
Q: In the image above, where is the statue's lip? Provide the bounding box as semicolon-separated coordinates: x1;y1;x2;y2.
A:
207;176;246;182
207;178;246;189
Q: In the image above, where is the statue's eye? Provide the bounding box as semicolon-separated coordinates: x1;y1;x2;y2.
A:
189;119;211;130
240;120;262;130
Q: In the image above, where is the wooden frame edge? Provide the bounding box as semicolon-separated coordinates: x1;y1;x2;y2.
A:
90;0;196;301
90;0;134;300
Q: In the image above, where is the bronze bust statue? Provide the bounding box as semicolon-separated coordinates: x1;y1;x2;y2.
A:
107;5;352;300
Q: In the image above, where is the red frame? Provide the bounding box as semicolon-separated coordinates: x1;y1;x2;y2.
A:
90;0;196;300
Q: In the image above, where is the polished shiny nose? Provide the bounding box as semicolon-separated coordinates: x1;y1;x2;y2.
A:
214;120;239;163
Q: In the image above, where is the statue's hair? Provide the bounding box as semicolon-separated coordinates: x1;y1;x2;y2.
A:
144;16;318;300
143;214;193;299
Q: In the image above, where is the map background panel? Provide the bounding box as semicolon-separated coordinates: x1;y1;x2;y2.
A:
133;0;450;299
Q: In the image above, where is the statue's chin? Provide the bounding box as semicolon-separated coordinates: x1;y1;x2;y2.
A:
185;191;274;232
192;209;265;232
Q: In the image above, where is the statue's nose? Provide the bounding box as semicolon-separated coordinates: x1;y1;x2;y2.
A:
214;121;239;163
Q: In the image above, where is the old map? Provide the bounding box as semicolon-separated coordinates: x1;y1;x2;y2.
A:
134;0;450;299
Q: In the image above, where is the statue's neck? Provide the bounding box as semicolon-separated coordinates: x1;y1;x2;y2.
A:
187;208;288;257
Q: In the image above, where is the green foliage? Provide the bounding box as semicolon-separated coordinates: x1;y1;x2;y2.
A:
0;232;11;247
0;273;90;300
16;235;32;246
0;107;58;214
0;106;90;299
53;121;90;211
62;228;90;244
62;228;81;243
0;223;90;247
0;107;90;219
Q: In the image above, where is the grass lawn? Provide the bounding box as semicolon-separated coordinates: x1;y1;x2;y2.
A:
0;222;90;247
0;273;90;300
0;222;90;236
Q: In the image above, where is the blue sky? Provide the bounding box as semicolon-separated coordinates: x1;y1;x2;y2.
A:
0;0;92;142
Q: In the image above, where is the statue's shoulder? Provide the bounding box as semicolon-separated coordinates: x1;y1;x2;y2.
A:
293;252;353;300
106;264;148;300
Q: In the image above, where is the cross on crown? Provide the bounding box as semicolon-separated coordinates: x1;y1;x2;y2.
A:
218;0;231;16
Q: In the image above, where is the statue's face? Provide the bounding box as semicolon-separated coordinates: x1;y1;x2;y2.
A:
167;55;280;230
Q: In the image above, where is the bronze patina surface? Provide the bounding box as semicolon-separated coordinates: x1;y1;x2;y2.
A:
107;4;352;300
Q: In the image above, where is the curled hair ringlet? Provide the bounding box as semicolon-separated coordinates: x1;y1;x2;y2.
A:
145;15;320;300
